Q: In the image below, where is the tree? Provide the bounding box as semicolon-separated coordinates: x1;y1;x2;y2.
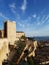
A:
27;56;35;65
20;36;27;41
14;40;26;61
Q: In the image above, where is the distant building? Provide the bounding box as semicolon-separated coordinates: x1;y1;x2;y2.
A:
16;31;25;38
16;31;25;40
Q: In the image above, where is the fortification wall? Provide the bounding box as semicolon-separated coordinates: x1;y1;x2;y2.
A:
16;32;25;38
0;38;9;65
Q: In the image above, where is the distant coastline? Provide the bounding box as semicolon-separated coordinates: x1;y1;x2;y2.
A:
27;36;49;41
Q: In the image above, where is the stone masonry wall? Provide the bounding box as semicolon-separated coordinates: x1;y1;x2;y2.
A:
0;39;9;65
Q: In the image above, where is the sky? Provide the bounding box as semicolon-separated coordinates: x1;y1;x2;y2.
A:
0;0;49;37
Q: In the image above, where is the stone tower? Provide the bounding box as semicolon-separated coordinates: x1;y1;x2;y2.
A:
4;20;16;45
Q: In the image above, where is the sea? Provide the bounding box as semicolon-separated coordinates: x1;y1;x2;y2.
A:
33;36;49;41
27;36;49;41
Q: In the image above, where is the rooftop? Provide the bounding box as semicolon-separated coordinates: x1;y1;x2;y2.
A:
16;31;24;33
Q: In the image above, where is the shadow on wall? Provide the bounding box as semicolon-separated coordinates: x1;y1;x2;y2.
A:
0;31;2;38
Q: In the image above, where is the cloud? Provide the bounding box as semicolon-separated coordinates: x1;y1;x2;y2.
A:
18;22;25;28
9;3;16;9
37;15;49;25
38;10;49;24
35;15;43;25
0;12;9;19
9;3;16;14
36;22;41;25
32;14;37;18
27;25;49;37
16;13;49;36
34;14;49;25
42;15;49;24
20;0;27;12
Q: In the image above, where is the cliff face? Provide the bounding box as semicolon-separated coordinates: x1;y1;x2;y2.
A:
0;39;9;65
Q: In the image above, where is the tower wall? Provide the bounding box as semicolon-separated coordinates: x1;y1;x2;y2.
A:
4;22;7;38
4;21;16;45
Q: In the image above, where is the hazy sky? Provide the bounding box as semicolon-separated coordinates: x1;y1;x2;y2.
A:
0;0;49;36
